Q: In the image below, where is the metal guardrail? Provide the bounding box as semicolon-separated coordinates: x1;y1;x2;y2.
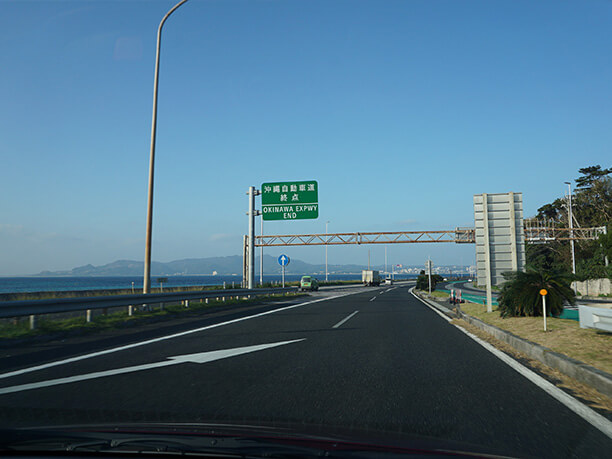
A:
0;287;297;319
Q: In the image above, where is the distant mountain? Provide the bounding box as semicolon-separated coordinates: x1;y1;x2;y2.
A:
35;255;368;277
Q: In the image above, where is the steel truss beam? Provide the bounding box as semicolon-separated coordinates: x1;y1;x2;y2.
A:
255;228;476;247
254;226;605;247
524;226;606;242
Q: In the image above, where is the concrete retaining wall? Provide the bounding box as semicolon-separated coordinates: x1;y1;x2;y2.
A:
572;278;611;297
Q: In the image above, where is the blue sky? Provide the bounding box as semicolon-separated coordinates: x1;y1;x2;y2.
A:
1;0;611;275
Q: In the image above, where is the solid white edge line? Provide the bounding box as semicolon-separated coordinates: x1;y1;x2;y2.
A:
0;290;365;381
410;288;612;440
332;310;359;329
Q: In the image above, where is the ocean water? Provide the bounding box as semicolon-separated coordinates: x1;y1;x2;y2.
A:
0;274;416;294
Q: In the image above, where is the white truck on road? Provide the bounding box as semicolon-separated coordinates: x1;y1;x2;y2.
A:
362;270;381;286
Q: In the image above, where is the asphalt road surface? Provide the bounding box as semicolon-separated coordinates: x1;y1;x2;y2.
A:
0;285;610;457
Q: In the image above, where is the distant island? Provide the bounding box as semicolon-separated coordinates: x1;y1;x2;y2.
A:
35;255;369;277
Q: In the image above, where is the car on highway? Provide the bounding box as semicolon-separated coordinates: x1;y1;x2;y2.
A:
300;276;319;291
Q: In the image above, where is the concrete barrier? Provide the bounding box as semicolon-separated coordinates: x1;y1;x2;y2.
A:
579;305;612;332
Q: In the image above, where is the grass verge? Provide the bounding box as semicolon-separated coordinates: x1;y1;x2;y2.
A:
0;293;304;342
428;290;450;299
459;301;612;375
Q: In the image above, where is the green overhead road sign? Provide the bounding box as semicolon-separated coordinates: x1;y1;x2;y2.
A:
261;180;319;221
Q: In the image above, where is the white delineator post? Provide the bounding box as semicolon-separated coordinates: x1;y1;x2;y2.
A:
540;289;548;332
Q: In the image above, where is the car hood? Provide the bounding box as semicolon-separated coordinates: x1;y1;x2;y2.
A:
0;421;517;458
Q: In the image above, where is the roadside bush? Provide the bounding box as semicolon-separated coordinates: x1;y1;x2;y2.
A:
416;271;443;291
498;269;575;318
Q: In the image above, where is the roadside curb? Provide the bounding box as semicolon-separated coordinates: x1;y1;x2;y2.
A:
412;289;612;399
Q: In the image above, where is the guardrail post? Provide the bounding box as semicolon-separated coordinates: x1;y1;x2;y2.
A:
29;315;36;330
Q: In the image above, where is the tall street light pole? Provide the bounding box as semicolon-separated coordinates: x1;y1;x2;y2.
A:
143;0;190;294
325;221;330;282
565;181;576;294
565;181;576;277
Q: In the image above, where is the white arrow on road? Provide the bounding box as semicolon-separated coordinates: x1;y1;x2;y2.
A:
0;339;305;396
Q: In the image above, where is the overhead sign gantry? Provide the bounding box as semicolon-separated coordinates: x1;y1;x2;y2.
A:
245;184;606;294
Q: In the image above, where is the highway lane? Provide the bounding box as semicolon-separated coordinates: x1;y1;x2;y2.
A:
0;285;610;457
0;287;370;374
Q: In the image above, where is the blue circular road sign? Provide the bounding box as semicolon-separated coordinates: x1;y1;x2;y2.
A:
278;254;290;267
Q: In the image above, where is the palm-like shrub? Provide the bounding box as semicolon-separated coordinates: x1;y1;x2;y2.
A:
498;270;575;318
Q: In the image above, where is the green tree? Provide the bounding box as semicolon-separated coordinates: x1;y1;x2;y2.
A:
527;165;611;280
416;270;428;291
574;166;612;227
599;229;612;262
416;272;444;291
498;269;575;318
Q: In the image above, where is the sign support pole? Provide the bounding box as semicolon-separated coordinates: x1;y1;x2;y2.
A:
278;254;290;288
247;186;261;290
